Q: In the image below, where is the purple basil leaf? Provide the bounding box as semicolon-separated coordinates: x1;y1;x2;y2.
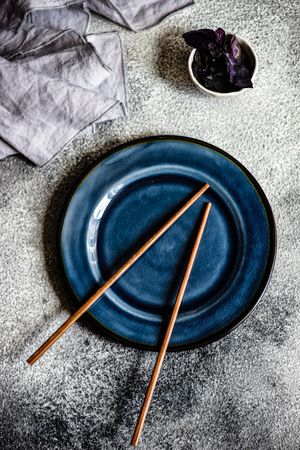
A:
215;28;226;46
183;29;216;50
208;42;220;58
193;50;209;71
230;34;241;60
213;74;234;92
202;72;234;93
225;53;253;88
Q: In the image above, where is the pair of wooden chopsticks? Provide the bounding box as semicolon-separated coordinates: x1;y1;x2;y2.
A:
27;182;211;446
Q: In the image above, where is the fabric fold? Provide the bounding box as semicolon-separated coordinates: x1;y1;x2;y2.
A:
0;26;127;164
0;0;193;165
88;0;194;31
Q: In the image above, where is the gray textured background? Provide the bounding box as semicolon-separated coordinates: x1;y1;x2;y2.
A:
1;1;300;449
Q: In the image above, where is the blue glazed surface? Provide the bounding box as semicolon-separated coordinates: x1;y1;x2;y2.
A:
60;137;275;349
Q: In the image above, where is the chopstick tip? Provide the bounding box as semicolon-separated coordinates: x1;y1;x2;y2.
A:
196;183;209;197
204;202;212;214
26;355;36;366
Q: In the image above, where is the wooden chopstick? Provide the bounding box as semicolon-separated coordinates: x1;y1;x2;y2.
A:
131;202;212;447
27;183;209;365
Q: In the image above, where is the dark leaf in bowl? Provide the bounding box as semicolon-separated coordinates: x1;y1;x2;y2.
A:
230;34;241;59
224;53;253;88
184;27;254;93
215;27;226;46
183;29;216;50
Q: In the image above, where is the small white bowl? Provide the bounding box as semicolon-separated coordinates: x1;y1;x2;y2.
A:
188;34;258;97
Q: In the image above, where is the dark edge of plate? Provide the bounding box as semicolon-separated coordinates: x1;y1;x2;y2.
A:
57;135;277;352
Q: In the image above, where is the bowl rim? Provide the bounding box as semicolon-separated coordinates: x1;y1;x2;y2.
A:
188;34;258;97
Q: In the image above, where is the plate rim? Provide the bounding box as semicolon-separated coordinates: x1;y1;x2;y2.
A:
58;135;277;351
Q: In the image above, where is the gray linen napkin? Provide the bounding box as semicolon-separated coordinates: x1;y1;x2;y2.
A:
0;28;127;165
0;0;193;32
0;0;193;165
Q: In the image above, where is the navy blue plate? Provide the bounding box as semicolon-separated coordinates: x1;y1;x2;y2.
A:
60;136;276;350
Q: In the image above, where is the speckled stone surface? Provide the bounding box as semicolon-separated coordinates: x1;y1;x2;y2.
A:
1;1;300;449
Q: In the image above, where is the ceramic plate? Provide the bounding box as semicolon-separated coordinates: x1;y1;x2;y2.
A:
60;136;276;350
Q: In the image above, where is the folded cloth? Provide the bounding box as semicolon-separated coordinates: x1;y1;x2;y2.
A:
0;28;127;165
0;0;193;165
86;0;194;31
0;0;194;32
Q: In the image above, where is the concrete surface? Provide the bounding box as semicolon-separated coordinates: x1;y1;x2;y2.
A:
0;1;299;449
